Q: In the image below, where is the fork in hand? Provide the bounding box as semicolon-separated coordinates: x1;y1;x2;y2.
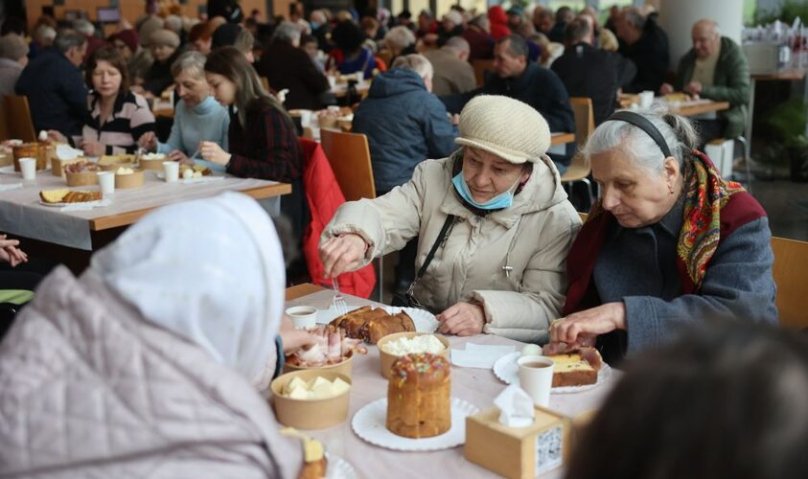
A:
331;277;348;316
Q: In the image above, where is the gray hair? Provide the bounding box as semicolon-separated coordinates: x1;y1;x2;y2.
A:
164;15;182;33
469;14;489;31
72;19;94;36
444;36;470;54
53;29;87;54
234;29;255;53
272;21;301;44
622;7;646;31
171;50;207;79
0;33;29;61
384;26;416;51
582;111;699;173
33;24;56;43
392;53;433;81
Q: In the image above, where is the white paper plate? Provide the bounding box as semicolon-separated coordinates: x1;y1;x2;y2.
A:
383;306;439;333
316;305;438;333
352;397;478;451
326;453;358;479
493;351;612;394
38;199;106;208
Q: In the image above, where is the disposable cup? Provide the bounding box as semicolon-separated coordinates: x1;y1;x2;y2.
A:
97;171;115;196
517;356;554;407
163;161;179;183
19;157;36;180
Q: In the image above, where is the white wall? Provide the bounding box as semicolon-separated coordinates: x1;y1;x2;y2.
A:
658;0;744;68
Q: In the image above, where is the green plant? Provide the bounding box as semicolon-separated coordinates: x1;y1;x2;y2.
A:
765;99;808;148
755;0;808;25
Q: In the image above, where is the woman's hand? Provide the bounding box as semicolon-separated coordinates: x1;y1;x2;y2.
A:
319;234;367;278
80;139;105;156
0;235;27;267
138;131;157;151
437;301;485;336
167;149;190;163
47;130;67;143
547;302;627;347
279;315;318;355
200;141;231;166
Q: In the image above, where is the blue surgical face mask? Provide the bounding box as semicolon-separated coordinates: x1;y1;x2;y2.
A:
451;171;522;210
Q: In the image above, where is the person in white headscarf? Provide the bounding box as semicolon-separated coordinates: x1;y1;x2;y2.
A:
0;192;303;478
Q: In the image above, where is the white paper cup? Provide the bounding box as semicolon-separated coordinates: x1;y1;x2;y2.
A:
163;161;179;183
639;90;654;109
328;76;337;89
97;171;115;196
18;157;36;180
517;356;554;407
285;305;318;330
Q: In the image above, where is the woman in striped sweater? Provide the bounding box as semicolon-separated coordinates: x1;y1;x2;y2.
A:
49;46;156;155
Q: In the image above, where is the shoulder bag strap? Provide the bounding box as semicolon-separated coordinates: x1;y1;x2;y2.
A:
414;214;456;282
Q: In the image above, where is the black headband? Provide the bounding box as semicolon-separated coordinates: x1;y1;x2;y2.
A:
605;111;672;158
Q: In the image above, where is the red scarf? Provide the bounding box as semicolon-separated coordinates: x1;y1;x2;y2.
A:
563;151;766;315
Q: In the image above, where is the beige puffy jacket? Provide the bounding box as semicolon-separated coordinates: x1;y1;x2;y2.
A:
0;267;301;478
324;153;581;343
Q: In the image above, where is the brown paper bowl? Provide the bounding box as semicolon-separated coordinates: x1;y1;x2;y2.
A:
99;154;137;168
51;157;81;177
377;332;450;379
139;155;167;171
65;170;99;186
270;370;351;429
283;353;353;378
115;169;145;189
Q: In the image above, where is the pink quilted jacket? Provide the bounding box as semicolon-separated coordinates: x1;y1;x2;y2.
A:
0;267;301;478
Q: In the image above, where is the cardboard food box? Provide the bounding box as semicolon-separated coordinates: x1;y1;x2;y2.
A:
465;406;593;479
270;370;351;430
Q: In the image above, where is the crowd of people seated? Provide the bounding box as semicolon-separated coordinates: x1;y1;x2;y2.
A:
0;4;792;477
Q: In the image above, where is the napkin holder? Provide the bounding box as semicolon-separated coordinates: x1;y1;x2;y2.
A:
465;406;591;479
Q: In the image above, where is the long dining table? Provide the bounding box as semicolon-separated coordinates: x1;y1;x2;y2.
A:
0;165;290;270
283;284;619;479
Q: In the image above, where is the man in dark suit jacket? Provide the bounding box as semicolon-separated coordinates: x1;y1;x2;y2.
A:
552;18;618;125
15;29;88;138
256;22;332;111
616;7;669;93
441;35;575;172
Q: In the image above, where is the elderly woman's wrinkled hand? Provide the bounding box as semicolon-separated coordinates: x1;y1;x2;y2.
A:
319;233;368;278
548;302;627;346
167;149;191;163
80;140;105;157
437;301;486;336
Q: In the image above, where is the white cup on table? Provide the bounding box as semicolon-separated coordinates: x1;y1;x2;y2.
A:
639;90;655;109
517;355;555;407
163;161;179;183
285;305;318;330
18;157;36;181
97;171;115;196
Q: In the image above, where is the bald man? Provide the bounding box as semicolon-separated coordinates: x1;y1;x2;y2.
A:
660;19;750;141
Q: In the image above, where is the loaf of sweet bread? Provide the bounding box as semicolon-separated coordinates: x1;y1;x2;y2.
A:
546;347;603;387
386;352;451;438
329;306;415;344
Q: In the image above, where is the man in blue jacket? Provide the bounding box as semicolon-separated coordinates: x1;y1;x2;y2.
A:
352;54;457;293
15;29;88;138
442;34;575;172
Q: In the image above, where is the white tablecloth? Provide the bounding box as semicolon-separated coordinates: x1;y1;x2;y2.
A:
0;169;282;250
284;290;619;479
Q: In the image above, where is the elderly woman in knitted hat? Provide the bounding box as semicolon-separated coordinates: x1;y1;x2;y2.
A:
320;95;581;342
141;28;182;97
547;111;777;363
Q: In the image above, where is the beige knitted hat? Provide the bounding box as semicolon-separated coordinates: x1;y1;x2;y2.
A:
455;95;551;164
149;29;180;48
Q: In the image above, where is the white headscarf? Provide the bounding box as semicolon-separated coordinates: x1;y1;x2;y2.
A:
89;192;285;384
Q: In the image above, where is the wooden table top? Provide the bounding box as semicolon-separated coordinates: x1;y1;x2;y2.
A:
751;68;807;81
670;100;730;117
551;132;575;145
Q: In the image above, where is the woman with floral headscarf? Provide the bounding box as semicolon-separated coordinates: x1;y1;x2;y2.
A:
547;111;777;364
